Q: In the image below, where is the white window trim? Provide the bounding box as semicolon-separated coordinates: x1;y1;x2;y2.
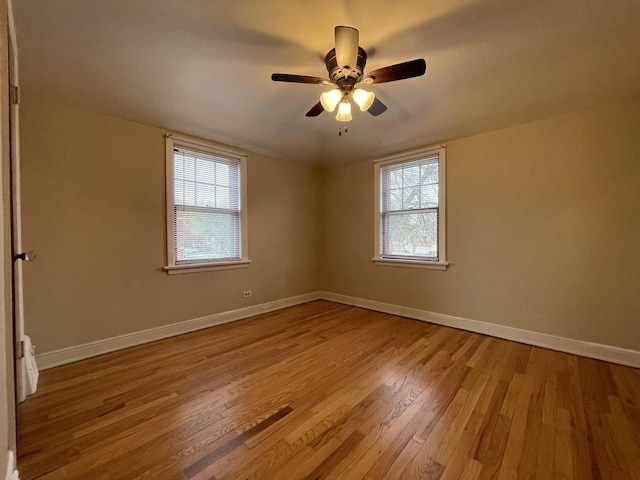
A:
164;134;250;275
373;144;448;270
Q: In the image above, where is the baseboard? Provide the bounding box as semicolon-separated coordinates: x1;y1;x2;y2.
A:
4;450;18;480
318;291;640;369
36;292;322;370
36;290;640;370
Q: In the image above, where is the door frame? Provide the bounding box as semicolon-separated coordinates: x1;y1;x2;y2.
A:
7;0;27;404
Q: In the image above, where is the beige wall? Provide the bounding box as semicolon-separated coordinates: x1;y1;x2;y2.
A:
321;98;640;351
19;94;640;358
20;96;320;353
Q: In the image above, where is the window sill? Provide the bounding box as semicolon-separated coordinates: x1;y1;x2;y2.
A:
372;257;449;270
164;260;251;275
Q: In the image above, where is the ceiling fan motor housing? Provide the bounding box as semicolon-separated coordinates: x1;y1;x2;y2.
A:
325;47;368;93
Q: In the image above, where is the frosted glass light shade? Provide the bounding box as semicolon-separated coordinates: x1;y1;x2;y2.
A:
336;101;353;122
320;89;342;112
353;88;375;111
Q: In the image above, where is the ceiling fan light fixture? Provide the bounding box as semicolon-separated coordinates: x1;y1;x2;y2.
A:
271;26;427;124
320;89;342;112
352;88;375;111
335;100;353;122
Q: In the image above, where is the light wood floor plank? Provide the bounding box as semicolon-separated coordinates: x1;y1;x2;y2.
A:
17;300;640;479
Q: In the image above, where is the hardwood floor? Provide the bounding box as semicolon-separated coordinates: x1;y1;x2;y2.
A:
17;300;640;479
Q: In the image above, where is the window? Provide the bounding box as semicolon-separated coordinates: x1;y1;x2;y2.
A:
164;135;249;274
373;145;447;270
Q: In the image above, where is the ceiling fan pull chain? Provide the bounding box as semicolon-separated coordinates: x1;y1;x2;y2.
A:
338;123;348;136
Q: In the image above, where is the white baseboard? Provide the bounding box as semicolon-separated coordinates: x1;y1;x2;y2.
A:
36;290;640;370
4;450;18;480
36;292;322;370
319;291;640;369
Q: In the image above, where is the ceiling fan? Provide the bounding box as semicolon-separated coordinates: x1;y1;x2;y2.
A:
271;26;426;122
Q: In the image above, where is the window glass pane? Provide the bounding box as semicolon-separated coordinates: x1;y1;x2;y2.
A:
389;189;403;210
402;165;420;187
196;158;216;184
420;162;438;184
195;183;216;208
174;154;195;181
383;211;438;258
175;180;196;206
175;209;240;262
402;187;420;210
420;185;439;208
390;169;403;189
216;186;230;209
216;163;230;187
228;173;240;210
174;181;184;205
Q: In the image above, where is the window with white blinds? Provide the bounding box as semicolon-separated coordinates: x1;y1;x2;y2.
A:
165;135;249;273
374;146;447;269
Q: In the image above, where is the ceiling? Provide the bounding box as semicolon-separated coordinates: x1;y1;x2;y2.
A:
13;0;640;166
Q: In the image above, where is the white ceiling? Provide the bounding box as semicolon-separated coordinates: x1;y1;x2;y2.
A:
13;0;640;166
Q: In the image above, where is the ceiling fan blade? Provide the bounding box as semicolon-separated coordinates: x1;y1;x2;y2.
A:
335;26;359;69
271;73;327;84
305;102;325;117
368;97;388;116
365;59;426;84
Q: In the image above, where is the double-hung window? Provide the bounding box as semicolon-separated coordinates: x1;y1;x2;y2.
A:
164;135;249;274
374;145;447;270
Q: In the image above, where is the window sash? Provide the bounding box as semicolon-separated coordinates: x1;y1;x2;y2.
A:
173;207;240;264
381;209;439;261
380;156;440;260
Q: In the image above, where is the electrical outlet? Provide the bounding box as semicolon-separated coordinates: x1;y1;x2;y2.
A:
243;290;252;298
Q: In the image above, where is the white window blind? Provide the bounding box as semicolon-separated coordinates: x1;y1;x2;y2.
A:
173;146;241;264
380;155;440;260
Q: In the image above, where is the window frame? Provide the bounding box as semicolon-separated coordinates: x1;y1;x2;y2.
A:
164;134;250;275
373;145;448;270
